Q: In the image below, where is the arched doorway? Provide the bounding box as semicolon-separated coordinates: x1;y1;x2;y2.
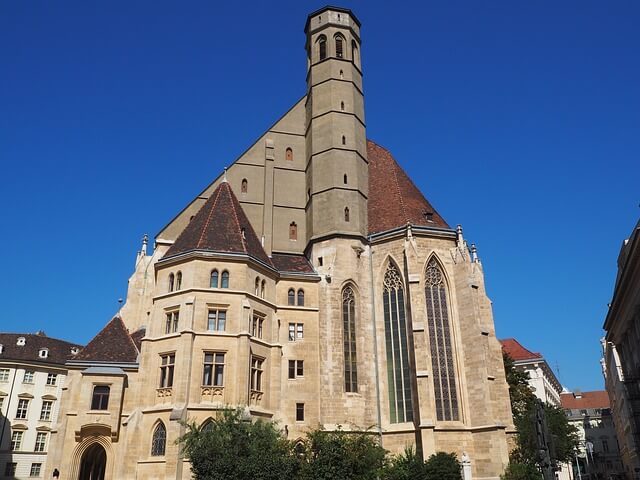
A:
78;443;106;480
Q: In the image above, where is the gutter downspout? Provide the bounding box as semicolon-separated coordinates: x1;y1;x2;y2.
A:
368;243;383;446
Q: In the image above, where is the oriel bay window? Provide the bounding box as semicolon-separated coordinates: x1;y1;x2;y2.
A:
203;352;225;386
159;353;175;388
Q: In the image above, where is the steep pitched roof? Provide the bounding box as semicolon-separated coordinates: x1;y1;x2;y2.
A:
368;140;450;235
0;333;82;365
73;317;139;364
164;181;273;267
500;338;543;362
560;391;610;410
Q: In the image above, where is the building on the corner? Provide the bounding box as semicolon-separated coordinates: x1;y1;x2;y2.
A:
0;332;82;479
45;6;514;480
561;390;626;480
603;218;640;479
500;338;562;406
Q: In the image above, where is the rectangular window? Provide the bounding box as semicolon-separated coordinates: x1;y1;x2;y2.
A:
16;399;29;419
34;432;47;452
10;431;23;450
296;402;305;422
160;353;175;388
91;385;110;410
165;310;179;334
288;360;304;379
252;315;264;339
251;356;264;392
288;323;303;341
30;463;42;477
203;352;225;386
23;370;35;383
40;401;53;421
207;309;226;331
5;463;17;476
0;369;9;382
0;397;4;412
46;373;58;386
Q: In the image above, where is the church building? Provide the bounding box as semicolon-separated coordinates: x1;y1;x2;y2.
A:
46;7;514;479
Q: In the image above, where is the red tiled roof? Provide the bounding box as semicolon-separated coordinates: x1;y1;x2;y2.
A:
73;317;139;363
500;338;543;362
368;140;450;235
561;391;610;410
164;181;273;268
0;332;82;365
271;254;316;274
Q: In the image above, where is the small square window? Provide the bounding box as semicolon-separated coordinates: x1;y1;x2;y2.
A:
23;370;35;383
296;402;305;422
288;323;304;341
30;462;42;477
207;309;226;332
11;431;23;450
0;369;9;382
46;373;57;386
16;399;29;419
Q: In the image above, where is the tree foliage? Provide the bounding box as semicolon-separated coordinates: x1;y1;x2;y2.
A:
383;446;428;480
500;462;541;480
423;452;463;480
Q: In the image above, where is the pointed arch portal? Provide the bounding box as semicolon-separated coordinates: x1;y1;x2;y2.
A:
78;443;106;480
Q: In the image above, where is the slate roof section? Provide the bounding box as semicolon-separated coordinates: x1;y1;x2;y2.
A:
0;333;82;366
367;140;450;235
164;181;274;268
72;317;139;364
560;391;610;410
271;254;316;274
500;338;543;362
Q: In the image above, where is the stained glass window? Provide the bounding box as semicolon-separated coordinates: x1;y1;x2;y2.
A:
425;258;459;421
382;263;413;423
151;422;166;456
343;286;358;392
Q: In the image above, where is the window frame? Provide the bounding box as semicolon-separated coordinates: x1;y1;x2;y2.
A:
296;402;305;422
46;373;58;386
297;289;305;306
40;400;53;421
23;370;35;384
202;352;225;387
16;398;29;419
165;310;179;334
0;368;9;382
250;356;264;393
288;360;304;379
288;323;303;341
10;430;23;450
207;308;226;332
210;269;219;288
221;270;229;288
159;353;176;389
91;385;110;410
34;432;47;452
30;463;42;478
151;422;167;457
251;314;264;339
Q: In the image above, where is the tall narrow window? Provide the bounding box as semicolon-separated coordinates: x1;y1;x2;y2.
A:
425;258;459;421
255;277;260;296
352;41;359;66
10;431;23;450
168;273;174;292
343;286;358;392
151;422;166;456
210;270;219;288
34;432;47;452
335;35;344;58
175;271;182;290
159;354;175;388
221;271;229;288
251;356;264;392
297;289;305;306
286;147;293;161
166;311;179;334
382;262;413;423
91;385;110;410
207;309;226;331
340;101;345;111
288;289;295;306
344;207;350;222
343;174;348;184
289;222;297;240
261;280;266;298
203;352;225;386
241;178;248;194
318;36;327;60
16;399;29;419
342;135;346;145
40;401;53;421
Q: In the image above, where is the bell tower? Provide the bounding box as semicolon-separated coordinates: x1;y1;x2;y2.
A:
305;6;368;243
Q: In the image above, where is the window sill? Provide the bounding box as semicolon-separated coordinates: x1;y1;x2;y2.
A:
86;410;110;415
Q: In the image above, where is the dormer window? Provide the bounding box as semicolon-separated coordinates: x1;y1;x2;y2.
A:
0;344;3;354
39;348;49;359
424;211;434;222
70;347;79;355
16;337;26;347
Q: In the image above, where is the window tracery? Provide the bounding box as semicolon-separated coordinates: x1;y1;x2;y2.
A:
343;286;358;392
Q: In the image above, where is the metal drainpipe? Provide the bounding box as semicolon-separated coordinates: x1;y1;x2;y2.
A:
368;242;383;446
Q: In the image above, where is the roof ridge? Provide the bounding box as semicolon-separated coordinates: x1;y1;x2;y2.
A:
197;185;223;249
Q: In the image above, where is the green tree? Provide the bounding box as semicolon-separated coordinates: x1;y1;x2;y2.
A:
178;409;299;480
382;446;428;480
422;452;462;480
298;427;387;480
500;462;541;480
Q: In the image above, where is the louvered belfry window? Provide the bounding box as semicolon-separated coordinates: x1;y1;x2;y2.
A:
382;263;413;423
425;258;459;421
342;286;358;392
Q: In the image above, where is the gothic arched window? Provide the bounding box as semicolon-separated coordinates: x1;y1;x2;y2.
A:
288;288;295;306
176;271;182;290
335;35;344;58
343;285;358;392
297;289;305;307
425;258;459;421
221;271;229;289
255;277;260;296
382;262;413;423
286;147;293;161
241;179;248;194
344;207;350;222
168;273;175;292
352;41;359;66
201;419;214;432
151;422;166;456
318;36;327;60
261;280;266;299
210;270;219;288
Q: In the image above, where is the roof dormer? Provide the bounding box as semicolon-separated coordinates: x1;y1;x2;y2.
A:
39;348;49;359
16;337;26;346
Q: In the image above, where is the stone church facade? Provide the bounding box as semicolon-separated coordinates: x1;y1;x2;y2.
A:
46;7;514;479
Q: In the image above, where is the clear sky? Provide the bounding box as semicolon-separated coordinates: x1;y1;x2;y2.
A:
1;1;638;392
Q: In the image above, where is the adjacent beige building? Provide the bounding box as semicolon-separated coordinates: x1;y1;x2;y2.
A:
603;218;640;479
46;6;514;479
0;333;81;479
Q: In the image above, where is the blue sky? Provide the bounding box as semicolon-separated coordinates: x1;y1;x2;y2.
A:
1;1;638;392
